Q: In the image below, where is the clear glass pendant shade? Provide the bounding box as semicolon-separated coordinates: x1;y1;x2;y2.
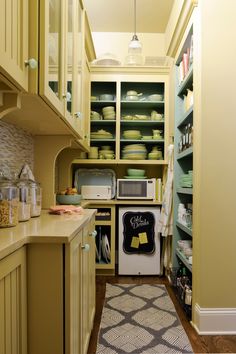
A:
128;34;142;53
125;0;143;65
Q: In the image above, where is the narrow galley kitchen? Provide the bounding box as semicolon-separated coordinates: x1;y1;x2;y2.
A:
0;0;236;354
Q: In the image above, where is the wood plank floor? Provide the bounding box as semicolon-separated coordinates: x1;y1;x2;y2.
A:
88;275;236;354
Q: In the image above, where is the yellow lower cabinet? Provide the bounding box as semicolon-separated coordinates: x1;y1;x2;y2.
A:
88;218;96;330
27;218;96;354
65;218;96;354
0;247;27;354
81;217;96;353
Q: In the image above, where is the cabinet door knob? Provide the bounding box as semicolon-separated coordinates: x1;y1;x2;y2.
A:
89;230;97;238
62;92;71;101
24;58;38;69
75;112;82;118
82;244;90;252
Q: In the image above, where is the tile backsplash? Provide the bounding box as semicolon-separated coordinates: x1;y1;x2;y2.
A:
0;121;34;177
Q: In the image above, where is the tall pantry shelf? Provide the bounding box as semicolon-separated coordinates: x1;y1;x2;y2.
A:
172;23;194;320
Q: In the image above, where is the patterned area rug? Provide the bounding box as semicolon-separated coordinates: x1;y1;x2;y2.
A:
96;283;193;354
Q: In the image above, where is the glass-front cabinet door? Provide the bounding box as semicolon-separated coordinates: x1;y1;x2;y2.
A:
65;0;73;117
39;0;64;114
39;0;83;138
65;0;83;137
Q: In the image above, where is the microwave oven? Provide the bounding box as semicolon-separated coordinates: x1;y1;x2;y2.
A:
116;178;156;200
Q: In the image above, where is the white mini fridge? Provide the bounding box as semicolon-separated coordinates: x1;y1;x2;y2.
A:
118;206;161;275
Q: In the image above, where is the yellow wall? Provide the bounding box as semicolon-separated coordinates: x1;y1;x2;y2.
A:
92;32;166;65
193;0;236;309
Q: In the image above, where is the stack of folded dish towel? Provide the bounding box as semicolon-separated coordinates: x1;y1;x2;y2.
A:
179;170;193;188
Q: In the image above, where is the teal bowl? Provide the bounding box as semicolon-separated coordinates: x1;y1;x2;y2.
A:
127;168;145;177
56;194;82;205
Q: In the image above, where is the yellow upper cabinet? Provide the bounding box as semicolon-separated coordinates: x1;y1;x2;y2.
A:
0;0;29;91
1;0;95;143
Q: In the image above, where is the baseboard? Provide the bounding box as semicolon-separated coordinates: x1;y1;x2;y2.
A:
193;303;236;334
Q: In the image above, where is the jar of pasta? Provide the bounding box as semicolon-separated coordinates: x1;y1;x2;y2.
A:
0;174;19;227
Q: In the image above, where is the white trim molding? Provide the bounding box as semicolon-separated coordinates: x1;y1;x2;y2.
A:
193;303;236;335
165;0;198;58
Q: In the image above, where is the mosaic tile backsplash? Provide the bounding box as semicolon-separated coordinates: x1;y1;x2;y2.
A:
0;121;34;177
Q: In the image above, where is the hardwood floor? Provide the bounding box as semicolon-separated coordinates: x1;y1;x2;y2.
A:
88;275;236;354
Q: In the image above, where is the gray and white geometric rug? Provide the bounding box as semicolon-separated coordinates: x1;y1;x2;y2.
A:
96;283;193;354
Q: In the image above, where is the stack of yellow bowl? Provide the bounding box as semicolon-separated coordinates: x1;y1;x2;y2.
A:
123;130;141;140
102;106;116;120
122;144;147;160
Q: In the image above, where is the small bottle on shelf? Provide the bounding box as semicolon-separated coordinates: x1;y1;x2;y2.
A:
182;129;186;150
185;125;189;149
189;35;194;67
189;124;193;147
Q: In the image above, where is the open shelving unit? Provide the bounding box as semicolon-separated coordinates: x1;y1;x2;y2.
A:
87;72;169;165
172;21;194;319
88;204;116;275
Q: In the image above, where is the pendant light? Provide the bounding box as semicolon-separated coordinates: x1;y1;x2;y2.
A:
125;0;143;65
128;0;142;53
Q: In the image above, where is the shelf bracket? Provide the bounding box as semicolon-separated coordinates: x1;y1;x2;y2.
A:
0;92;21;119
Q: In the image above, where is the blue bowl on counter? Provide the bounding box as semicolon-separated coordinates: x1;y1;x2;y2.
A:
56;194;82;205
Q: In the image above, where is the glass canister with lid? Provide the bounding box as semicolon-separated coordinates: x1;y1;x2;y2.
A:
0;174;19;228
17;179;31;222
29;180;42;217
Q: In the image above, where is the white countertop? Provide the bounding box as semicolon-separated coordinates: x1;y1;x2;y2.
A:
0;209;96;260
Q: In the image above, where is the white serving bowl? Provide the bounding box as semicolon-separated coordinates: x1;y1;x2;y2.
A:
99;94;113;101
148;94;164;101
127;90;138;96
125;95;139;101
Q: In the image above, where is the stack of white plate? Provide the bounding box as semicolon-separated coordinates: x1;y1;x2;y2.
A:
148;93;164;101
102;106;116;120
122;144;147;160
90;129;113;139
123;130;141;140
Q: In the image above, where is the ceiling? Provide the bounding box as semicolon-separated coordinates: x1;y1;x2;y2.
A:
83;0;174;33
